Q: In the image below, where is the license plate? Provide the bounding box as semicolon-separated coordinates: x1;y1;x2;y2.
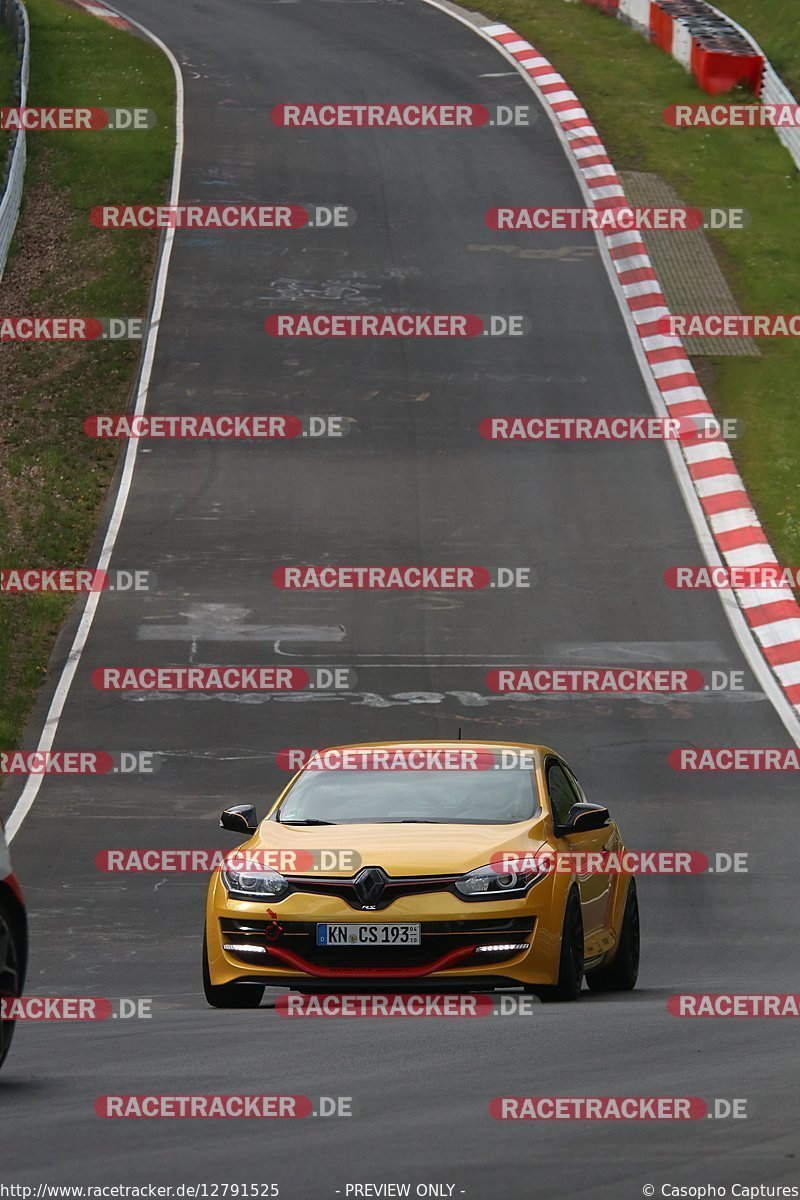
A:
316;923;421;947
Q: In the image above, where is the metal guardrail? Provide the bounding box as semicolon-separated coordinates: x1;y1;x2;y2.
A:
0;0;29;280
708;3;800;173
759;63;800;173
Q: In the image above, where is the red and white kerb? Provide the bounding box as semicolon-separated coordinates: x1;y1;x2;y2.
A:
73;2;131;31
483;21;800;712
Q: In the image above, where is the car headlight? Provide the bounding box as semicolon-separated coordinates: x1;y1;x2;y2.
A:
454;864;545;898
222;868;290;900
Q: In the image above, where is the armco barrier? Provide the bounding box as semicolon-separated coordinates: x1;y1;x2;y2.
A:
0;0;29;280
757;61;800;172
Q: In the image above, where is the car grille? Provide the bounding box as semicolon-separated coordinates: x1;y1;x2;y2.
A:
281;871;460;911
221;917;535;971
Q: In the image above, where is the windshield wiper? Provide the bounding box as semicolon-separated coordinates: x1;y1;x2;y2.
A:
279;818;338;826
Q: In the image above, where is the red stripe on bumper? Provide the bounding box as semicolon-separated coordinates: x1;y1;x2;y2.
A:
253;944;480;979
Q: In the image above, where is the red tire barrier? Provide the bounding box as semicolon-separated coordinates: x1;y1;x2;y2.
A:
691;41;763;96
649;4;675;52
590;0;765;97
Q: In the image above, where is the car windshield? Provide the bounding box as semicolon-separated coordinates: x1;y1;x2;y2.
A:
275;767;540;825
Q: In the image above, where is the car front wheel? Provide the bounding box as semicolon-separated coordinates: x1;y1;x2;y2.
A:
585;880;640;993
532;887;584;1003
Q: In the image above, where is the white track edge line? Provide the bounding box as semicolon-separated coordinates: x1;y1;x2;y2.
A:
7;7;185;841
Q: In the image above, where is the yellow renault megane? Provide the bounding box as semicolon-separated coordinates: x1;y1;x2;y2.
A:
202;741;639;1005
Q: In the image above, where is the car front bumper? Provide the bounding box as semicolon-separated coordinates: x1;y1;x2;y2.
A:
205;872;566;988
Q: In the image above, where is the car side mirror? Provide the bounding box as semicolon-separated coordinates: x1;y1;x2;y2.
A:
559;802;610;835
220;805;258;834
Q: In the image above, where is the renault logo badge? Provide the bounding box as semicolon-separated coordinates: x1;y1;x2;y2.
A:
353;866;388;908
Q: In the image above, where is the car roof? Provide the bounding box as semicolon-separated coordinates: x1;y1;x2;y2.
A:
305;739;558;757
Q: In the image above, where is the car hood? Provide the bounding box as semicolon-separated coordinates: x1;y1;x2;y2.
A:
247;819;548;876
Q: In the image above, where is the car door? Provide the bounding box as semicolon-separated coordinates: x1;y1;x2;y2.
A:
545;759;614;958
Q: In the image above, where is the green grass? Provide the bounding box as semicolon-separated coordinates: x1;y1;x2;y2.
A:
720;1;800;95
0;0;174;749
479;0;800;570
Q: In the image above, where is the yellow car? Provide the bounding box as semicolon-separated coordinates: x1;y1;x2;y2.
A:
202;741;639;1005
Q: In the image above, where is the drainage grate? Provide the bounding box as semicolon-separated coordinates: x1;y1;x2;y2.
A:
619;169;759;357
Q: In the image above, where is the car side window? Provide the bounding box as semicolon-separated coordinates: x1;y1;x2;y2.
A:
563;764;587;804
546;761;581;828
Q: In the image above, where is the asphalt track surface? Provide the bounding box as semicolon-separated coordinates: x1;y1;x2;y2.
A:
2;0;800;1192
